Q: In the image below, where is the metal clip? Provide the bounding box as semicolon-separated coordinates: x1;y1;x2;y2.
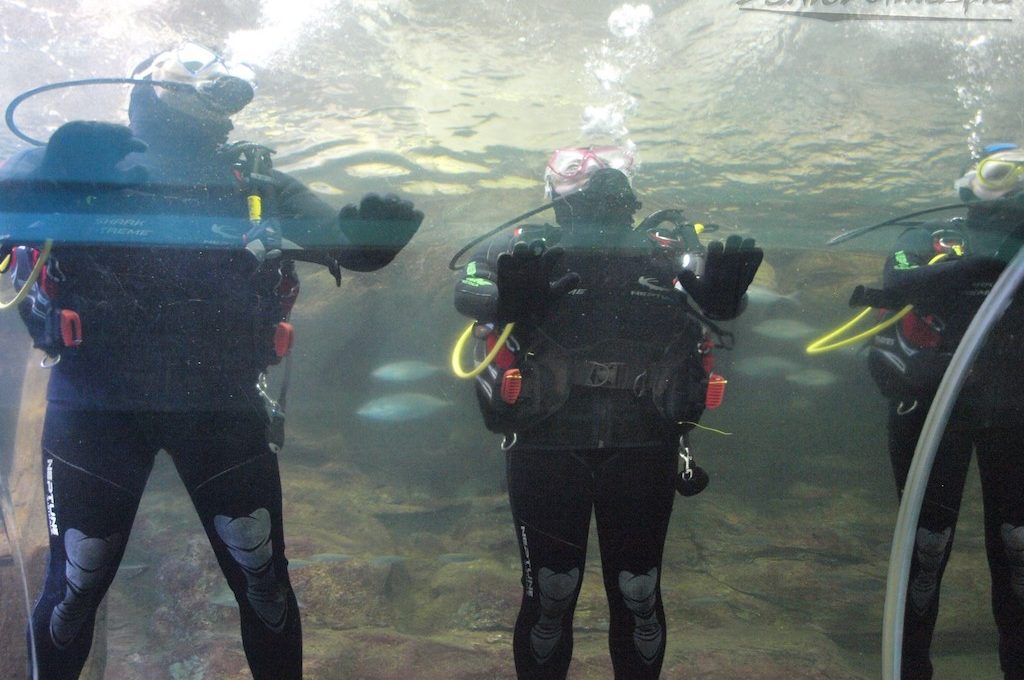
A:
632;370;648;397
585;361;622;387
678;434;694;481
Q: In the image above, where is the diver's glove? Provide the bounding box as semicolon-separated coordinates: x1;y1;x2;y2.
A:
38;121;148;184
883;254;1006;301
495;240;580;326
678;235;763;320
338;192;424;259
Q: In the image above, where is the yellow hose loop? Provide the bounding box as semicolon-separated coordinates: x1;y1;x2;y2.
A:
805;253;948;355
805;305;913;354
0;239;53;310
451;321;515;379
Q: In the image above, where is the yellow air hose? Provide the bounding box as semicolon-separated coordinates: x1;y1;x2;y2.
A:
451;321;515;379
805;253;949;355
0;239;53;310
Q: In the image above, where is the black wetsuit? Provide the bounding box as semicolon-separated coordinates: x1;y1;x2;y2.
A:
868;206;1024;680
455;225;711;679
2;92;390;680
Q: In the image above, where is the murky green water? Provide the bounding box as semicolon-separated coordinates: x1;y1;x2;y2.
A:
2;1;1023;678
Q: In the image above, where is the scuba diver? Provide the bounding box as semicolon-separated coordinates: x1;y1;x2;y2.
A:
0;43;422;680
860;144;1024;680
452;146;762;679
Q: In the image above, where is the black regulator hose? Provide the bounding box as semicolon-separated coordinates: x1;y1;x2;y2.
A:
827;203;971;246
448;199;560;271
449;203;717;272
5;78;196;146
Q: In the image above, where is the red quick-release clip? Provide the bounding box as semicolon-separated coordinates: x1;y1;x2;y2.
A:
705;373;727;409
273;322;294;358
700;337;715;373
60;310;82;347
500;368;523;404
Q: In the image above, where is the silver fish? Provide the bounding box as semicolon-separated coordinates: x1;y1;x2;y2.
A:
751;318;818;340
785;368;839;387
746;285;801;308
356;393;452;422
371;360;444;383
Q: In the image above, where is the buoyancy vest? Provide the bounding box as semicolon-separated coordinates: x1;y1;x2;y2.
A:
867;221;1024;412
4;143;301;410
472;228;713;448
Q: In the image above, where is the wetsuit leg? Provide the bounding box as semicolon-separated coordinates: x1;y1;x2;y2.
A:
165;409;301;680
30;407;158;680
887;399;973;680
592;445;676;680
507;448;593;680
975;427;1024;679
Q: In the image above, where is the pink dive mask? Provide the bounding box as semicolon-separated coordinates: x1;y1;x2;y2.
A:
544;146;637;197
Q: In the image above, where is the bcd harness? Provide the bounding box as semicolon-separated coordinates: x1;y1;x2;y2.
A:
472;289;732;441
0;142;336;451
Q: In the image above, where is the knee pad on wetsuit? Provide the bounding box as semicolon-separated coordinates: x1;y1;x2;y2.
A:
213;508;287;633
1001;524;1024;602
50;529;123;649
618;567;663;664
530;567;580;664
909;527;952;616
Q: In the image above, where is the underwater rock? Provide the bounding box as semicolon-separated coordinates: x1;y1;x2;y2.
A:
412;561;518;633
310;629;510;680
785;368;839;387
289;556;412;631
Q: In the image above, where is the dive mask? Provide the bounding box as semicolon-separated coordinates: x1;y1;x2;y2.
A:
133;43;256;120
956;148;1024;201
544;146;637;197
976;153;1024;192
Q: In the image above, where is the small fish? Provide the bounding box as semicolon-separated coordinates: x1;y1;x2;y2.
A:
116;563;148;579
751;318;818;340
356;393;452;422
371;360;443;383
309;553;353;564
307;181;345;195
733;355;801;377
746;285;801;308
438;553;478;564
370;555;407;567
785;368;838;387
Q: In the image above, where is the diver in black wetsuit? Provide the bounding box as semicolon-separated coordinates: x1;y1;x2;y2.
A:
453;147;762;679
866;145;1024;680
1;43;422;680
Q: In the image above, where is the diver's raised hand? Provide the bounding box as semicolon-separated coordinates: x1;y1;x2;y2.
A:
495;240;580;326
678;235;763;320
38;121;148;184
338;192;424;257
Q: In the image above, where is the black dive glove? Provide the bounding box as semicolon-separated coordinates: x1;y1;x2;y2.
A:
678;235;763;320
883;254;1005;300
495;240;580;326
38;121;148;184
338;192;424;256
